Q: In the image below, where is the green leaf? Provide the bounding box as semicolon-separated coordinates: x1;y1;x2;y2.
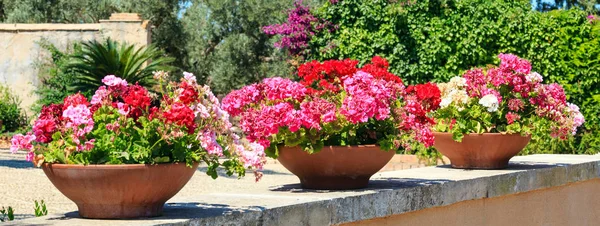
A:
265;145;279;159
153;156;170;163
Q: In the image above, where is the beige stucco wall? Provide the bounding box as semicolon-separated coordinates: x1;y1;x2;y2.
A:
0;13;150;114
344;178;600;226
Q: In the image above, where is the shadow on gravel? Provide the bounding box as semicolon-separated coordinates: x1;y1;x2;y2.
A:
0;159;34;168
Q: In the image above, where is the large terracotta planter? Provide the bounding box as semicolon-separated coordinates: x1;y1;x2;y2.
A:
277;145;394;190
42;162;199;219
433;132;531;169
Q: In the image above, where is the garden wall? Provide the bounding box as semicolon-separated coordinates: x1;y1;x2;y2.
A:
345;179;600;226
0;13;151;114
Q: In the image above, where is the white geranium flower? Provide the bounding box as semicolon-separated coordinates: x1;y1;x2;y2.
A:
449;76;467;87
478;94;499;112
440;97;452;108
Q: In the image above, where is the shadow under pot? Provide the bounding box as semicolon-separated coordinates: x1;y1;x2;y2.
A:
432;132;531;169
277;145;394;190
42;162;198;219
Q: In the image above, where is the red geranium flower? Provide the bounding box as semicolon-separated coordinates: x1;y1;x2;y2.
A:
298;56;403;95
40;103;63;120
178;81;199;105
33;103;64;143
123;84;152;119
163;102;196;134
362;56;403;84
63;93;89;109
406;82;441;112
298;59;358;93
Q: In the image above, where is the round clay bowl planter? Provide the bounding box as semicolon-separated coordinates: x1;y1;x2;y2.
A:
42;162;199;219
277;145;394;190
433;132;531;169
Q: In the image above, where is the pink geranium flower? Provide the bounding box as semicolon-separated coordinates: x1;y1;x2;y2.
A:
102;75;128;87
10;134;36;154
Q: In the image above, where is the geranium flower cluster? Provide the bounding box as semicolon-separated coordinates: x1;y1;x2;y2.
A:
223;57;439;156
386;82;442;148
340;71;398;123
11;73;265;180
433;53;584;140
297;56;402;95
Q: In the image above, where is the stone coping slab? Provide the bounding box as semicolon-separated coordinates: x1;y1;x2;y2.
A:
5;154;600;226
0;24;101;31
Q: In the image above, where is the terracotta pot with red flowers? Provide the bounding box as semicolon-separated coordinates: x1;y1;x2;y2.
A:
222;57;440;190
10;72;265;219
431;54;584;169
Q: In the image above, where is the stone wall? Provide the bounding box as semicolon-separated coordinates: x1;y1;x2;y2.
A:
346;179;600;226
0;13;150;114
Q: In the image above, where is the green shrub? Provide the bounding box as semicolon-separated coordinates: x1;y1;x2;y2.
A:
305;0;600;156
0;84;27;133
33;40;84;113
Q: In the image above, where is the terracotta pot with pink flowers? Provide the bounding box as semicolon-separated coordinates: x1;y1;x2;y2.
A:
10;72;265;219
431;54;585;169
222;57;440;190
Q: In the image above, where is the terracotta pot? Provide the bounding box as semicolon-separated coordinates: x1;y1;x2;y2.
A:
433;132;531;169
277;145;394;190
42;162;198;219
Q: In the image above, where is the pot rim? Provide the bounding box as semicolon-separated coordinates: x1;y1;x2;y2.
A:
42;162;197;169
432;132;531;137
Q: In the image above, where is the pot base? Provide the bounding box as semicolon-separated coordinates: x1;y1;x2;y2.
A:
77;203;164;219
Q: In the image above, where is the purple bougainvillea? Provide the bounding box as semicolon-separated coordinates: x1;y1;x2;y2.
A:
262;0;333;56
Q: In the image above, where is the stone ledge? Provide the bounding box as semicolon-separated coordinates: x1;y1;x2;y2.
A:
0;24;101;32
7;154;600;226
108;13;143;21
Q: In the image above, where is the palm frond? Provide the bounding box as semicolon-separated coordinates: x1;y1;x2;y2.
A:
64;38;175;93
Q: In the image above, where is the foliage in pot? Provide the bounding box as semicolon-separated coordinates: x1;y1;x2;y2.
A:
10;72;265;218
222;56;439;188
431;54;585;168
